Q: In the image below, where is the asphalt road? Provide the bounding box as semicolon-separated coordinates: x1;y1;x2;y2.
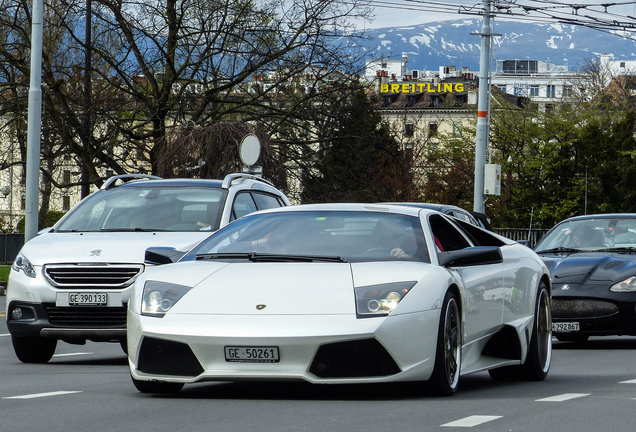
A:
2;294;636;432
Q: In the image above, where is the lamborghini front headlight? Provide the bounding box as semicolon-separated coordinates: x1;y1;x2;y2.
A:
355;281;417;317
141;280;193;317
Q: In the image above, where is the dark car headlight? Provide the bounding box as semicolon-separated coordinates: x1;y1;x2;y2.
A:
142;281;193;317
610;276;636;292
12;252;36;278
355;281;417;317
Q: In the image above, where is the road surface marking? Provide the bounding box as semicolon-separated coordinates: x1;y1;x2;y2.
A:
53;352;93;357
3;391;82;400
619;379;636;384
536;393;590;402
441;415;503;427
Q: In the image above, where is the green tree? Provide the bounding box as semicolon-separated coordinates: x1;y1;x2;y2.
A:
301;90;415;203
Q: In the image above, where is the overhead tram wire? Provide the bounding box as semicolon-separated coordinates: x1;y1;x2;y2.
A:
362;0;636;40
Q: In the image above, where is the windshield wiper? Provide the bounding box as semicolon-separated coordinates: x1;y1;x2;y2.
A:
535;247;581;255
593;247;636;254
196;252;347;263
99;228;170;232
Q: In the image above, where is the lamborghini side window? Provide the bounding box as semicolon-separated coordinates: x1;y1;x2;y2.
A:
452;218;506;247
429;214;471;252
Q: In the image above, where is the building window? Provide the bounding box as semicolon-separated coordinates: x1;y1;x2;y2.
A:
453;122;462;136
411;70;419;79
21;194;26;210
63;170;71;185
547;85;556;98
621;62;626;68
429;122;438;137
497;85;507;93
562;86;572;97
62;196;71;211
405;123;414;137
530;85;540;97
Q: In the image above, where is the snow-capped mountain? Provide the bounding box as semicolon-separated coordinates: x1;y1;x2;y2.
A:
361;19;636;71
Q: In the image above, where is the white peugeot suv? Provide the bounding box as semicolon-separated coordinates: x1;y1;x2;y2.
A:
6;173;291;363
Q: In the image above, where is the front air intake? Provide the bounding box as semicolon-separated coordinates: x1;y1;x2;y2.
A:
137;337;204;377
309;339;400;378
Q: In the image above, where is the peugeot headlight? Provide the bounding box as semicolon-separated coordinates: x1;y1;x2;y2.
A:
141;281;193;317
355;281;417;317
12;252;36;278
610;276;636;292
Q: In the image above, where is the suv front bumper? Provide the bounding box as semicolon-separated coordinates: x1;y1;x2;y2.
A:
7;300;127;341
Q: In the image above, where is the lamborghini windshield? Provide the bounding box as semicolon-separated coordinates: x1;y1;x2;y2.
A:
182;211;431;263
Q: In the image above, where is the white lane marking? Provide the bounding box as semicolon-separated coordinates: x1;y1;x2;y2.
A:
53;352;93;358
536;393;590;402
3;391;82;400
441;415;503;427
619;379;636;384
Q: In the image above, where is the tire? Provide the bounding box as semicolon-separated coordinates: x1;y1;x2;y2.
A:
489;281;552;381
555;334;589;342
429;291;462;396
131;376;184;394
120;339;128;355
12;336;57;364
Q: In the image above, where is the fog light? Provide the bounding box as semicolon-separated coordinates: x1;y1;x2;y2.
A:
11;307;23;320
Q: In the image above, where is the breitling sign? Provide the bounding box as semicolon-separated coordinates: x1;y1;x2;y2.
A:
380;83;465;94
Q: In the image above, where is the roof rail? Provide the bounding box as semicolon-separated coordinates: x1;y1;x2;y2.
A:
102;174;163;190
222;173;275;189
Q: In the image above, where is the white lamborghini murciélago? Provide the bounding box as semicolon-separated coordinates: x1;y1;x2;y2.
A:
127;204;552;396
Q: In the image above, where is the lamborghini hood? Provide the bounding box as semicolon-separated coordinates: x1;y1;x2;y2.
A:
167;262;356;315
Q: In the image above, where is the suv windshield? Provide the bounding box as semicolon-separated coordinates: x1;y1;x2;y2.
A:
182;211;431;263
55;185;226;232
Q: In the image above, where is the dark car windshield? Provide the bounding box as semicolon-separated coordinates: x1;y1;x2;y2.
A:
181;211;431;263
535;217;636;253
55;186;226;232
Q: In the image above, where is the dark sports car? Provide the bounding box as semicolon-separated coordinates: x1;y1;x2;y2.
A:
534;214;636;341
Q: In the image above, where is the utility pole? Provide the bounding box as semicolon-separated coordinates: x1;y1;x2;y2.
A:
82;0;92;199
25;0;44;242
473;0;494;213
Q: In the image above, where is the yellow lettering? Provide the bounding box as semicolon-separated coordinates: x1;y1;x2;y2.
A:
437;83;441;92
391;84;400;93
418;83;425;92
427;83;434;93
402;84;410;93
455;83;465;92
443;83;453;92
381;84;389;93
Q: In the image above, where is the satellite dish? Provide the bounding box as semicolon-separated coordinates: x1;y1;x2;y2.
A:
239;134;261;166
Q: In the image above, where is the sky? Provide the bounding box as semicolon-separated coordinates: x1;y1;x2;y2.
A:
357;0;636;30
